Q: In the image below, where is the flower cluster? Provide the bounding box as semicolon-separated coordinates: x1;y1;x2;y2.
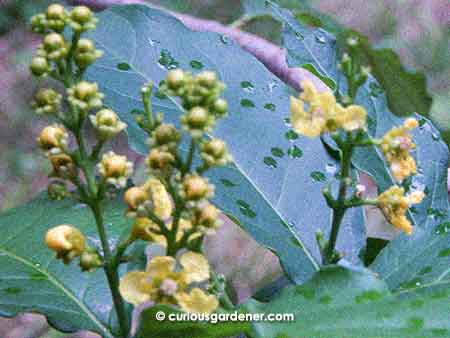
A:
380;118;418;182
119;252;218;313
120;70;231;315
377;186;424;235
30;5;102;77
290;80;367;137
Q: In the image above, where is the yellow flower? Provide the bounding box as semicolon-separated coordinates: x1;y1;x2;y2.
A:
97;151;133;188
45;225;86;264
380;118;418;182
175;288;219;314
143;178;173;220
290;80;366;137
119;252;215;313
377;186;425;235
179;251;210;283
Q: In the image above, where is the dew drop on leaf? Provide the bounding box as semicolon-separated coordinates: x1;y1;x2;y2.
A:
283;117;291;126
287;145;303;159
271;147;284;158
435;221;450;235
5;287;21;294
117;62;131;71
399;277;422;289
310;171;326;182
240;98;255;108
158;49;179;70
264;103;276;111
325;163;337;175
438;248;450;257
220;35;231;44
285;130;299;141
189;60;204;69
263;156;277;168
418;266;432;275
240;81;254;92
315;35;326;44
220;178;237;187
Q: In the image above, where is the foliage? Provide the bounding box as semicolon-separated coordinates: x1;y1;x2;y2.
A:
0;2;448;338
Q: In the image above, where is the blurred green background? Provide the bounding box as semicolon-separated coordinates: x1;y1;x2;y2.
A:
0;0;448;336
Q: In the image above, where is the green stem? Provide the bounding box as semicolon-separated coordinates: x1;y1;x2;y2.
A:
324;133;353;264
183;139;196;176
91;203;130;338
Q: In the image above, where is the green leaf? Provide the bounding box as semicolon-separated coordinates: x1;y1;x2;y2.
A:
135;304;251;338
86;4;367;282
0;193;132;337
246;265;450;338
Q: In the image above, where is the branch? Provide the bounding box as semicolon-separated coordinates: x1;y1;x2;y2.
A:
67;0;329;92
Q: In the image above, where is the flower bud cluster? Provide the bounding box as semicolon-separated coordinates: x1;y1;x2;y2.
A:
98;151;134;188
30;5;102;78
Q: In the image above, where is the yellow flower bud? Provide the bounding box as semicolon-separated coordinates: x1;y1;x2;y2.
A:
196;71;217;88
146;148;175;173
31;88;61;115
89;109;126;139
404;118;419;130
67;81;104;112
130;217;157;241
30;56;50;77
98;151;133;188
42;33;67;60
69;6;97;32
74;38;103;69
166;69;185;89
49;153;77;178
212;98;228;117
124;186;149;212
181;107;214;138
79;249;103;272
151;123;180;150
45;225;86;264
181;175;214;202
196;203;221;229
37;124;68;153
200;138;231;167
45;4;67;32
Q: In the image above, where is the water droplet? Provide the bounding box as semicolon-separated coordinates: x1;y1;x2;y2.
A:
5;287;21;294
427;208;446;219
147;38;159;46
296;288;315;300
220;179;237;187
271;147;284;158
34;263;41;267
264;103;276;111
240;98;255;108
236;200;256;218
418;266;432;275
355;290;384;303
311;171;326;182
319;295;332;304
325;163;337;175
190;60;204;70
287;145;303;159
158;49;179;70
283;117;291;126
117;62;131;71
438;248;450;257
399;277;422;289
431;131;440;141
315;35;326;44
295;31;304;40
285;130;299;141
220;35;231;44
240;81;254;92
407;317;424;331
435;222;450;235
29;272;47;281
267;80;278;93
263;156;277;168
410;299;424;309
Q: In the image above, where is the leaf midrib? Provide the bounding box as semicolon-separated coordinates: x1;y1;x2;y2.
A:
0;247;112;337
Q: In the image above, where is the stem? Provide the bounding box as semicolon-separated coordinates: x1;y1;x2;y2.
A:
324;133;353;264
183;139;196;176
91;203;130;337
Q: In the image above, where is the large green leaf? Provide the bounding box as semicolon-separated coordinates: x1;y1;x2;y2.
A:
246;265;450;338
85;4;367;282
135;305;251;338
0;193;132;336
